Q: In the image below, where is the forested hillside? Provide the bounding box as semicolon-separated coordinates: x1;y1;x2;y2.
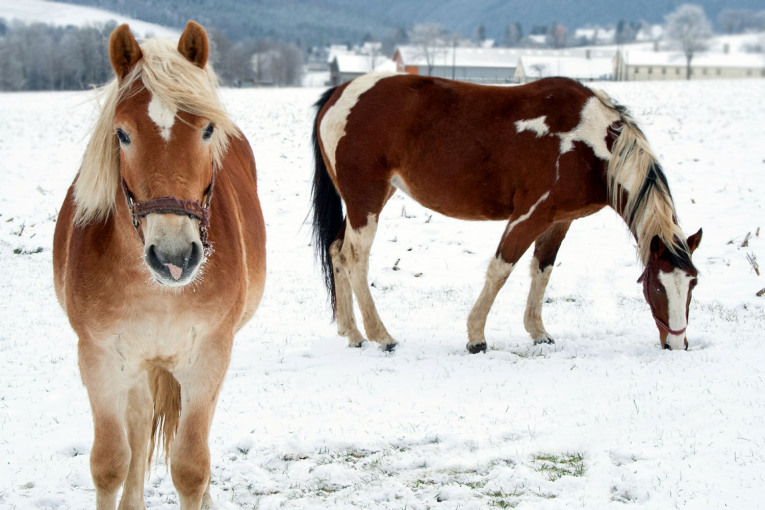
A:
53;0;765;44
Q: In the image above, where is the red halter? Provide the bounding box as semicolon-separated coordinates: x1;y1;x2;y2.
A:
120;159;216;257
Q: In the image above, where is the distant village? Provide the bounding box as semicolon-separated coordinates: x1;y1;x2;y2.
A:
305;23;765;87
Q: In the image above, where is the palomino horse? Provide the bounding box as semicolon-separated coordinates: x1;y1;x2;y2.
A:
53;22;266;508
312;73;702;353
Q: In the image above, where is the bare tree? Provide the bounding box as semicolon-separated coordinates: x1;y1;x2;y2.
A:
548;23;569;49
665;4;713;80
409;23;448;76
530;63;548;79
718;9;751;34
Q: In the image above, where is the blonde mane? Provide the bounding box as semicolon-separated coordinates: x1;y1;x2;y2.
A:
73;38;238;225
592;89;689;265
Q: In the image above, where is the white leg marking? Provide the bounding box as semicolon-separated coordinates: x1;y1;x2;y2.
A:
515;115;549;137
330;238;365;346
503;191;550;239
467;257;515;345
342;214;396;346
147;96;178;141
319;72;398;173
524;257;553;341
558;96;620;160
658;268;693;350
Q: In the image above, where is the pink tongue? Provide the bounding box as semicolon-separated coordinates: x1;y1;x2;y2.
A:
165;263;183;280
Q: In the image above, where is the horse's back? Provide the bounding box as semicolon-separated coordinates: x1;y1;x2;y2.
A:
317;74;600;221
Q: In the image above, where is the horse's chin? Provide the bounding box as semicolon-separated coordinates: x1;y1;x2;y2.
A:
146;262;204;290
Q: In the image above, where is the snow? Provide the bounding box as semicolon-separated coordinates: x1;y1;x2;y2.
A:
1;79;764;508
0;0;179;38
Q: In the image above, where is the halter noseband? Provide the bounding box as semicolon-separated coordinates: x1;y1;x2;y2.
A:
120;159;216;257
639;267;688;337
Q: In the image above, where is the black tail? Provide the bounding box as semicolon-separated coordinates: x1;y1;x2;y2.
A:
311;86;343;317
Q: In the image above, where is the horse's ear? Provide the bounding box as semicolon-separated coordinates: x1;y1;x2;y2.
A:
649;235;666;258
687;228;703;254
178;21;209;69
109;24;142;80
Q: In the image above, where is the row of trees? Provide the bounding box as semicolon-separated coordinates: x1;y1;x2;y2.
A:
0;19;305;92
0;20;115;91
457;8;765;51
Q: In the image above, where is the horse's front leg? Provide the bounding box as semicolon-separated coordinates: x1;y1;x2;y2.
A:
170;334;232;510
467;194;554;353
119;375;153;510
79;339;132;510
523;220;571;345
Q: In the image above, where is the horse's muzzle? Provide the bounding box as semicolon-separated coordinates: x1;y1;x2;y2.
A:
145;239;203;286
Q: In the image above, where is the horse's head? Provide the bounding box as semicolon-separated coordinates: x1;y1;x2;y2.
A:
638;228;703;350
109;22;217;287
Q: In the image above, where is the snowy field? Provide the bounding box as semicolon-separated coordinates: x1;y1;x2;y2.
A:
0;79;764;509
0;0;179;38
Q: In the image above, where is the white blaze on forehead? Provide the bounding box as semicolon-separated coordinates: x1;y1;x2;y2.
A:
558;96;620;160
319;72;396;174
658;268;694;350
515;116;549;137
148;96;178;141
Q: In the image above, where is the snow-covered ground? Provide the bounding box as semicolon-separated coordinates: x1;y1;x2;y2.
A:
0;0;179;37
0;79;764;509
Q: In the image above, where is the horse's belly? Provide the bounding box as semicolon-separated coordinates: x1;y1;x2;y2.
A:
392;174;512;221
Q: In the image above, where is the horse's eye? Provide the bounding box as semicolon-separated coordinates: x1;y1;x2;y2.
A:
655;286;664;294
116;128;131;145
202;123;215;141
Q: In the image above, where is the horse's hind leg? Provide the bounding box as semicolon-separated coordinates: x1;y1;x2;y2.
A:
467;194;554;353
118;375;152;510
523;221;571;345
330;224;366;347
341;213;397;350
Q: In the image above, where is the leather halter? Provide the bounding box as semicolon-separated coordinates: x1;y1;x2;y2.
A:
120;159;216;257
639;267;688;337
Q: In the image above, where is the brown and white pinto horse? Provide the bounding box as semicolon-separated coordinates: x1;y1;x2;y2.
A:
312;72;702;353
53;22;266;509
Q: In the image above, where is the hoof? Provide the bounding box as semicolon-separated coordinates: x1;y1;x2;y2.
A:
533;337;555;345
348;340;364;348
381;342;398;352
466;342;487;354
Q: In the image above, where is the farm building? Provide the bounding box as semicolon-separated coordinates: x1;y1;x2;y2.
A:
328;54;396;85
393;45;617;84
615;50;765;80
515;54;614;83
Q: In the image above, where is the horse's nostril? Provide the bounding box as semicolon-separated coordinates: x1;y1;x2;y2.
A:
187;242;202;268
146;244;162;265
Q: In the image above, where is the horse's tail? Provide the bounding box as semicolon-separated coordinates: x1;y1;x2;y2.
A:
311;86;344;317
592;88;687;264
147;366;181;468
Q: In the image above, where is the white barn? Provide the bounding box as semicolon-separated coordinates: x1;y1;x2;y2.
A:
393;45;617;84
615;50;765;81
515;55;614;83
